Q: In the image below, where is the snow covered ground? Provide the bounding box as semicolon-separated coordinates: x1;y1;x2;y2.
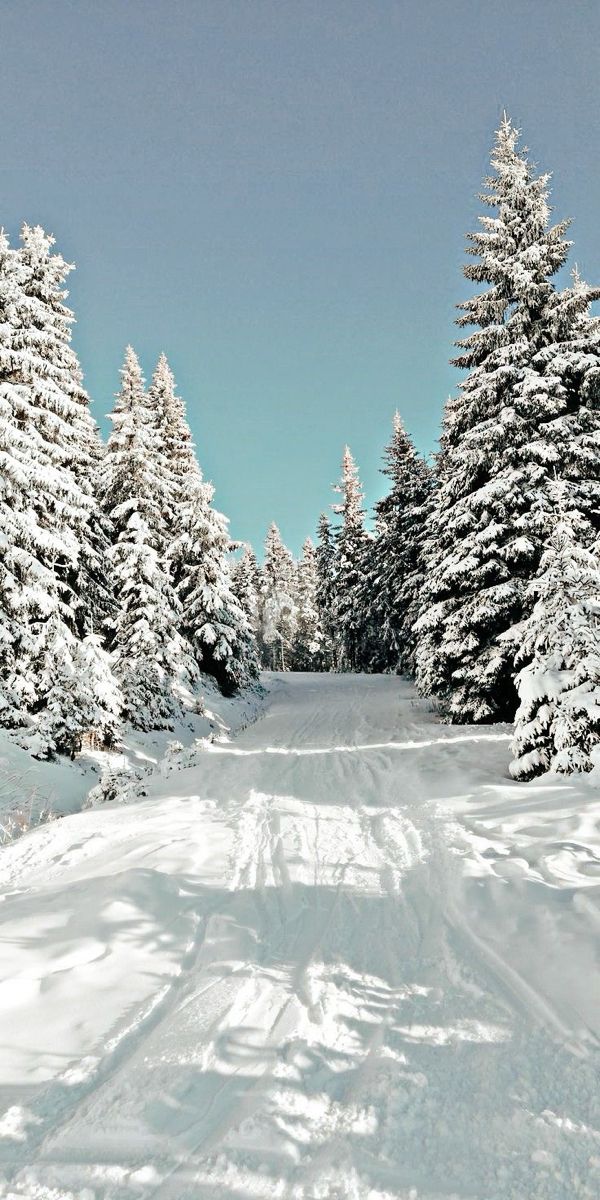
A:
0;672;598;1200
0;679;265;838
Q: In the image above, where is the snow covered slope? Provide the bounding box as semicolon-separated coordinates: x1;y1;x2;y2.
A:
0;678;264;838
0;672;598;1200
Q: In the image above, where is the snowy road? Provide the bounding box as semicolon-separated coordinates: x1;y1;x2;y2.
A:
0;673;599;1199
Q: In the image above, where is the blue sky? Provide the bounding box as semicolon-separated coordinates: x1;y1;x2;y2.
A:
2;0;599;553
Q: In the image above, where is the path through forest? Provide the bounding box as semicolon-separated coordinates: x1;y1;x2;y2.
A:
0;673;598;1199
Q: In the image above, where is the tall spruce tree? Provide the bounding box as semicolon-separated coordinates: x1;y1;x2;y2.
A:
293;537;324;670
364;413;432;674
232;545;261;637
102;348;195;725
18;225;111;638
332;447;370;671
0;226;115;749
142;385;257;691
34;624;122;759
144;354;258;693
416;116;598;723
528;271;600;533
258;524;297;670
101;347;157;536
111;512;194;727
509;499;600;779
146;353;196;554
0;229;36;723
177;485;258;694
315;513;336;670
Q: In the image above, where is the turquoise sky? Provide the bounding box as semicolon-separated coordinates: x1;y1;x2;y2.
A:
2;0;599;554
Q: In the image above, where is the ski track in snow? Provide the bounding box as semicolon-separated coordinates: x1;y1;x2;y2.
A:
0;673;599;1199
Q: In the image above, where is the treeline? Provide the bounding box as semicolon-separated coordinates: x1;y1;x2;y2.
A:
1;116;599;780
236;421;431;678
253;117;600;780
0;229;257;757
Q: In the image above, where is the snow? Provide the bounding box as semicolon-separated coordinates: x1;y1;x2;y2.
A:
0;671;598;1199
0;677;265;835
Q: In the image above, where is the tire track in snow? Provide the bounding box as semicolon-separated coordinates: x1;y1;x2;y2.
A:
4;892;231;1181
4;794;263;1179
139;789;362;1197
445;893;592;1057
281;772;435;1194
145;747;427;1199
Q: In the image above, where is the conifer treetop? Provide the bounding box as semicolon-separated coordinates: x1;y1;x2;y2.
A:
333;445;365;531
454;115;572;370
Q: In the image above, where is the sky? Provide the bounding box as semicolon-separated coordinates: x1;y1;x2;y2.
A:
2;0;600;554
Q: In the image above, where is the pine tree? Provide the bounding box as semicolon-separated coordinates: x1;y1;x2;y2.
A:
416;116;598;723
0;225;108;746
365;413;432;674
0;229;33;723
146;353;198;554
18;225;111;638
102;349;196;724
509;502;600;779
232;545;261;636
315;513;336;670
331;447;370;671
100;347;155;536
293;537;324;670
529;270;600;533
258;524;297;670
33;623;122;759
110;512;193;727
176;485;258;694
144;354;259;694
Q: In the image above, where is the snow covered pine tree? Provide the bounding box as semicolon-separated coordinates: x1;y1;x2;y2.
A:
176;486;259;694
293;537;324;670
331;447;371;671
364;413;432;674
232;545;261;638
101;347;195;728
416;115;599;724
508;490;600;779
258;524;298;670
36;623;121;757
144;368;259;695
0;225;119;755
315;513;337;670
